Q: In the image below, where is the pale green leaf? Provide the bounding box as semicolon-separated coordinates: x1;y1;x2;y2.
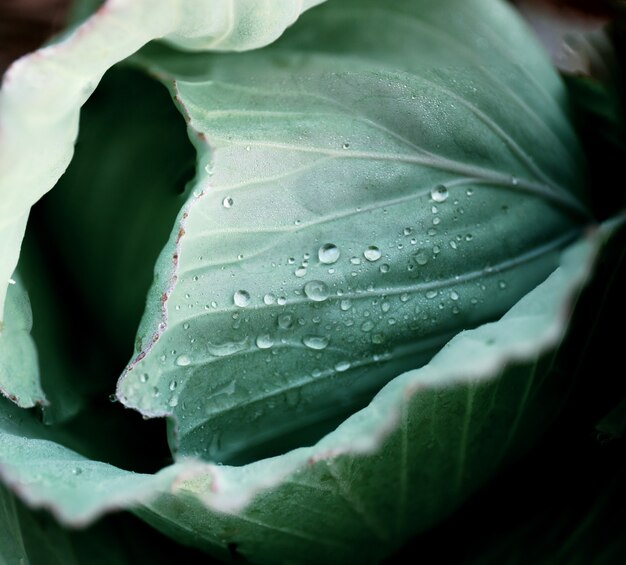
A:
0;396;207;527
117;0;588;462
0;275;44;410
0;0;325;323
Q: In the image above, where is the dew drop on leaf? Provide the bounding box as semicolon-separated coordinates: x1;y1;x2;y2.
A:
430;185;449;203
304;280;329;302
363;246;382;262
277;314;294;329
233;290;251;307
256;334;274;349
318;243;340;264
302;335;329;350
176;355;191;367
414;251;429;266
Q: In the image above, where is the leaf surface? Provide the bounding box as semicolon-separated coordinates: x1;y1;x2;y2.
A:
0;224;607;563
0;0;324;324
117;0;588;462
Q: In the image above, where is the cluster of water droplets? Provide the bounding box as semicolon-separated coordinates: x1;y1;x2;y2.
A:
129;180;518;419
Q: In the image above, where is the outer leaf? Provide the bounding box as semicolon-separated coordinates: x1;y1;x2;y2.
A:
0;223;609;563
117;0;588;462
132;224;612;564
0;395;209;527
0;0;324;325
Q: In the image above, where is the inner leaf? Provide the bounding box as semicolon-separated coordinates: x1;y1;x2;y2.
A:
117;0;588;464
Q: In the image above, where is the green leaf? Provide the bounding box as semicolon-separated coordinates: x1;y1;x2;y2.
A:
0;396;205;527
0;0;325;324
0;483;28;565
0;275;45;410
117;0;588;462
0;225;611;563
135;225;611;563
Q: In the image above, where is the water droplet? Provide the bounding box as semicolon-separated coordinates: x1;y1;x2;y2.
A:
183;322;190;330
169;381;178;391
207;338;248;357
350;256;362;265
139;373;149;383
340;299;352;311
71;467;82;476
498;280;507;290
222;196;234;208
277;296;287;306
465;234;473;241
318;243;340;264
176;355;191;367
379;263;390;273
278;314;294;329
237;254;244;260
108;393;117;403
381;302;391;313
304;280;329;302
372;333;385;344
511;176;519;186
364;246;382;262
233;290;251;307
414;251;429;266
466;188;474;196
450;291;459;301
288;257;296;265
295;266;307;278
449;240;458;250
204;162;214;175
342;142;350;149
400;293;410;302
264;293;276;305
430;185;449;203
256;334;274;349
361;321;374;332
302;335;329;350
426;290;438;299
403;227;413;236
432;217;441;226
335;361;351;372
